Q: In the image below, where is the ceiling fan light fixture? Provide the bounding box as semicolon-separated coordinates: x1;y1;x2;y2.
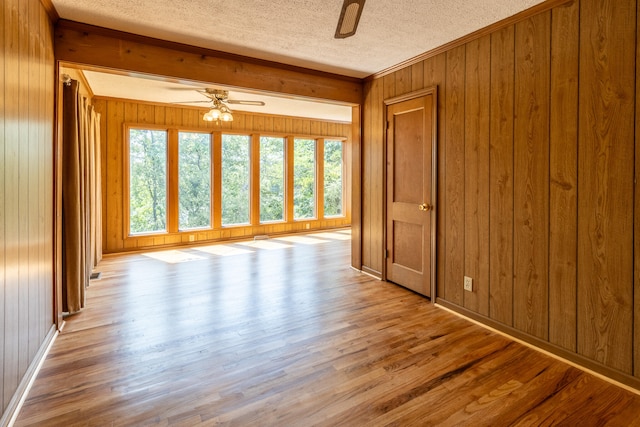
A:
203;106;222;121
197;89;261;122
335;0;365;39
220;105;233;122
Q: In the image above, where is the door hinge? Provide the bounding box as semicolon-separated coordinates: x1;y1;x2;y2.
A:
386;121;390;130
385;249;389;258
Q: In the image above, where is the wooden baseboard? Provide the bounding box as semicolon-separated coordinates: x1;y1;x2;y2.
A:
0;325;58;427
360;266;382;279
435;299;640;394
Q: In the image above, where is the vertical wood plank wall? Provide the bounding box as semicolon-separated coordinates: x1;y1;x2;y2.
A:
93;98;352;254
576;0;635;375
1;0;55;416
360;0;640;387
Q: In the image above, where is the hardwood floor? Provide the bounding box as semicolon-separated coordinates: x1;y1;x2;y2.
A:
15;230;640;426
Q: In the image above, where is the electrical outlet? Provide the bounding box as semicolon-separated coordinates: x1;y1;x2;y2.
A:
463;276;473;292
305;223;310;229
189;235;195;242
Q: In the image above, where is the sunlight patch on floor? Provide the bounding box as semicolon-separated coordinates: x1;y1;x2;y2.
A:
142;250;206;264
138;229;351;262
193;245;254;257
274;235;328;245
236;240;292;250
311;231;351;241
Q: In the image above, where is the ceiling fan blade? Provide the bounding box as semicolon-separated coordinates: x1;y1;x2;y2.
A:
226;100;266;106
335;0;366;39
196;90;217;100
171;100;211;104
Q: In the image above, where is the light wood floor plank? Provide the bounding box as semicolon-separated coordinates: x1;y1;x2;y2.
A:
15;230;640;426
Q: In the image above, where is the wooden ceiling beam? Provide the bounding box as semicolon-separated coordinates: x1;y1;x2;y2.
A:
54;20;363;105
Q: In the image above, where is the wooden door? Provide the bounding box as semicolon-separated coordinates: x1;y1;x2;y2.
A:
385;90;437;297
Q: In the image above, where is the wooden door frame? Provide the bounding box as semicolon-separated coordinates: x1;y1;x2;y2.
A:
383;87;438;300
53;62;64;330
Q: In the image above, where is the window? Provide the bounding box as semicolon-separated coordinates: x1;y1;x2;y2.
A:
179;132;211;229
293;138;316;219
260;136;285;222
221;134;251;226
324;140;343;217
129;128;167;234
126;126;346;238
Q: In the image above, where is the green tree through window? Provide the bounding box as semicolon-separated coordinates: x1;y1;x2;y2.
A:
260;136;285;222
222;134;251;225
324;140;343;216
294;138;316;219
179;132;211;229
128;128;345;235
129;128;167;234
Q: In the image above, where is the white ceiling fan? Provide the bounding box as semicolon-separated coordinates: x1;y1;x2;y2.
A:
196;88;266;107
180;88;266;122
335;0;366;39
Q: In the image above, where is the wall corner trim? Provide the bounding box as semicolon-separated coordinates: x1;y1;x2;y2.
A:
40;0;60;23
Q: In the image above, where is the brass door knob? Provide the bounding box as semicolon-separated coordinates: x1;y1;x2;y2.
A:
418;203;432;211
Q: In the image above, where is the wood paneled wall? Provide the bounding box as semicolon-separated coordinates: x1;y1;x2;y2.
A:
0;0;55;420
360;0;640;388
93;98;352;254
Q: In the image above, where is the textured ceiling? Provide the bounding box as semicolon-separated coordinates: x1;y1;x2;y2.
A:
52;0;546;121
51;0;545;78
